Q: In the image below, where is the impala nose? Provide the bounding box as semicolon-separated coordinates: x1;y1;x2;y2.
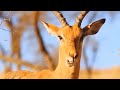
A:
66;57;75;67
67;58;74;64
67;54;77;64
66;52;78;67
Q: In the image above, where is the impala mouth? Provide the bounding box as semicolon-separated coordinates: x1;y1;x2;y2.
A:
68;63;74;67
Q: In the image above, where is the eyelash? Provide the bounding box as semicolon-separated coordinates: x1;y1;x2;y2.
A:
58;36;63;40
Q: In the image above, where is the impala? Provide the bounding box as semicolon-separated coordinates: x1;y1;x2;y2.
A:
0;11;105;79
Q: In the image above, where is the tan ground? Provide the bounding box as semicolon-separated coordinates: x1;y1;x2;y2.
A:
79;66;120;79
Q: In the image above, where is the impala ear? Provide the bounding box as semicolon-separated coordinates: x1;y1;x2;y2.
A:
41;21;60;36
82;19;106;36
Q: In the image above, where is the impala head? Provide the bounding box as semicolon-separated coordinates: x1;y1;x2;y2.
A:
41;11;105;67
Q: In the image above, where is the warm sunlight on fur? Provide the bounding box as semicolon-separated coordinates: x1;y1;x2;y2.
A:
0;11;105;79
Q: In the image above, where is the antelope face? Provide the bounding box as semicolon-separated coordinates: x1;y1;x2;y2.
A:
58;26;82;67
41;11;106;67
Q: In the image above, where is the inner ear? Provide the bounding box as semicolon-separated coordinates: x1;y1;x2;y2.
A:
41;21;60;36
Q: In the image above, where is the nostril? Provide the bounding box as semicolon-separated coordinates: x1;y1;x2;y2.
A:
67;60;69;63
67;59;74;64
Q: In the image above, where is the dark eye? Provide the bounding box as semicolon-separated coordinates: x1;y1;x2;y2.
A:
58;36;63;40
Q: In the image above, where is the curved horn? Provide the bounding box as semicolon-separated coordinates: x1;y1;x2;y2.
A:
52;11;69;27
74;11;89;27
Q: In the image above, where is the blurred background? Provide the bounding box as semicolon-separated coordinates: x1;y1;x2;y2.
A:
0;11;120;79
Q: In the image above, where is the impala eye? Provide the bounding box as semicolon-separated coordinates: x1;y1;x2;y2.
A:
58;36;63;40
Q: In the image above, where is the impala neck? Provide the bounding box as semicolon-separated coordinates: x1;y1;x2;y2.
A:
54;42;83;79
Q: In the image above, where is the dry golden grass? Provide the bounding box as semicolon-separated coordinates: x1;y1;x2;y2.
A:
79;66;120;79
1;66;120;79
